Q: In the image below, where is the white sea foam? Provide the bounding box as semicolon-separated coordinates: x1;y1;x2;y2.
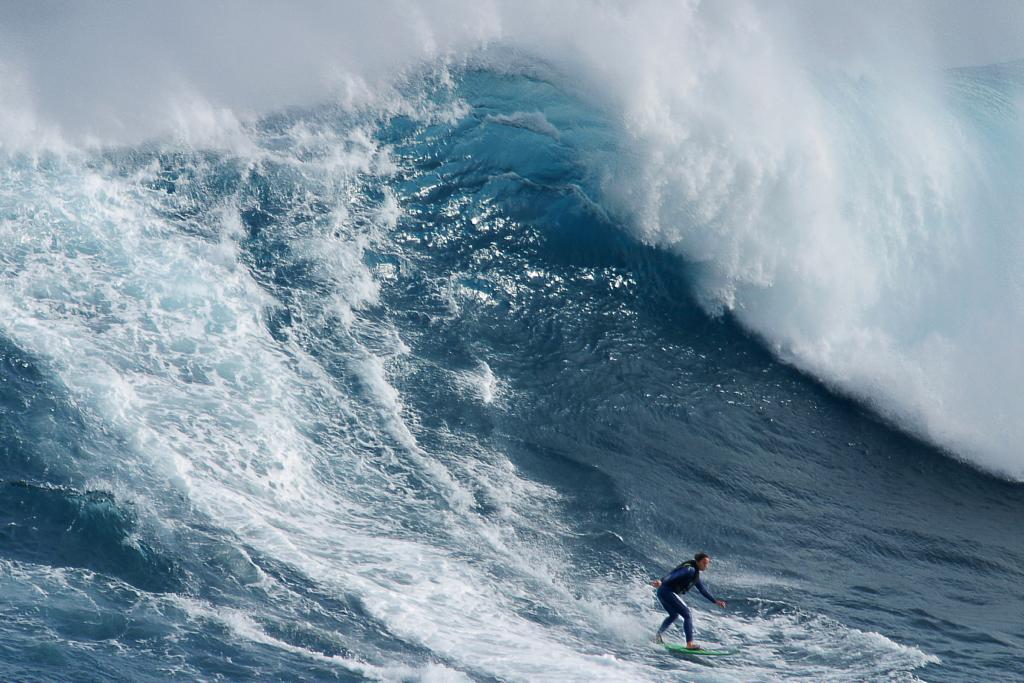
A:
712;601;940;682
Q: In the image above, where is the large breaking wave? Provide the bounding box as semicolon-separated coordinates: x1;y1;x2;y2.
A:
3;1;1021;478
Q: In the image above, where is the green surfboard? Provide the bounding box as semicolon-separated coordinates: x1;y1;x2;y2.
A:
662;642;736;656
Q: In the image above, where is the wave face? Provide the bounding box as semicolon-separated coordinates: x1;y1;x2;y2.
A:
585;47;1024;481
1;3;1023;682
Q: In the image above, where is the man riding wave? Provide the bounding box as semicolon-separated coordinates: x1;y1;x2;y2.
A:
651;552;727;649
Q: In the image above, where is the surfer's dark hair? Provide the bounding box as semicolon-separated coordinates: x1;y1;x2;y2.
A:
694;552;710;563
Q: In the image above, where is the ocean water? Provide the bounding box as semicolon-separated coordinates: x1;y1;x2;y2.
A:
1;3;1022;682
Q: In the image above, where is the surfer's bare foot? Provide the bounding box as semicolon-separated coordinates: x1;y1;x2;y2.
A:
653;633;663;644
686;642;700;650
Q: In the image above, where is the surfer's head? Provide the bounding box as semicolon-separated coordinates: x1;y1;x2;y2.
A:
694;552;711;570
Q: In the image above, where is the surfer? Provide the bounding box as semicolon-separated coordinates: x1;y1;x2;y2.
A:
651;552;726;649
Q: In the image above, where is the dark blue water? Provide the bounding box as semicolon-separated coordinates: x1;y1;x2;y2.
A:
0;64;1021;682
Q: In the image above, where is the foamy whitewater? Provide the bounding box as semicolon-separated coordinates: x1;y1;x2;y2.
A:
0;2;1021;681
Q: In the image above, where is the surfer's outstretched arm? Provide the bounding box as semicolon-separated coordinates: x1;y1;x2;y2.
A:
695;578;727;607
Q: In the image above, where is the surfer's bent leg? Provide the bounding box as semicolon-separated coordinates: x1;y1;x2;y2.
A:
655;586;692;640
679;602;693;643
